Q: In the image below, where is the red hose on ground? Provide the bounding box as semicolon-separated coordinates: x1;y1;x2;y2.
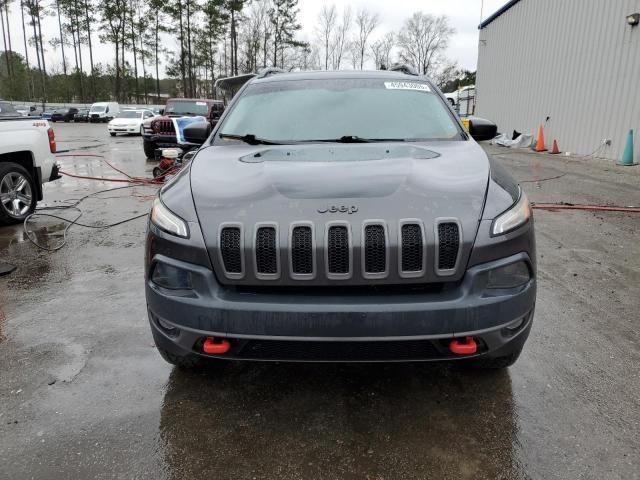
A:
56;152;178;184
532;203;640;213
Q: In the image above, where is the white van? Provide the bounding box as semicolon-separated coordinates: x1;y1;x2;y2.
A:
89;102;120;123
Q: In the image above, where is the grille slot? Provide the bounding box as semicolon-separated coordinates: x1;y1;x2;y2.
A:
364;225;386;274
327;226;350;275
291;226;313;274
438;222;460;271
401;224;424;272
255;227;277;274
220;227;242;273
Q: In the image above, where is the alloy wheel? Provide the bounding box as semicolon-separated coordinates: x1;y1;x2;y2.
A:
0;172;33;217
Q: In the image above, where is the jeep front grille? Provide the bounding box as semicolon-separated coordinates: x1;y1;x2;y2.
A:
215;220;462;283
152;118;175;135
291;226;313;274
327;226;350;274
220;227;242;273
437;222;460;272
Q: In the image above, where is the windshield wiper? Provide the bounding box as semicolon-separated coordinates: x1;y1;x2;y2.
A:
301;135;407;144
219;133;286;145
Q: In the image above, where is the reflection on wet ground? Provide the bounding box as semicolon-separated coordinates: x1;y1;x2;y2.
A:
0;222;67;250
160;363;522;479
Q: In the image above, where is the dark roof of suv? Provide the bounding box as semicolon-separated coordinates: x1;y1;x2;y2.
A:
251;69;434;84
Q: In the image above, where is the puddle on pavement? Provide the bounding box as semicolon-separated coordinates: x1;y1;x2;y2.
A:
0;222;67;250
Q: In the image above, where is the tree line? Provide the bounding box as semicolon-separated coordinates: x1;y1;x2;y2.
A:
0;0;470;104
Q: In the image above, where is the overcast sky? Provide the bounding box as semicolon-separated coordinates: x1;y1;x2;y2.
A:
5;0;507;74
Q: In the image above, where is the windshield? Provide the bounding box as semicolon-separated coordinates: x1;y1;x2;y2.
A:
118;110;142;119
217;78;461;143
0;102;18;117
165;100;209;115
90;106;106;113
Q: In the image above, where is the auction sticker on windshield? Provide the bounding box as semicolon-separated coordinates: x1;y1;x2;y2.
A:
384;82;431;92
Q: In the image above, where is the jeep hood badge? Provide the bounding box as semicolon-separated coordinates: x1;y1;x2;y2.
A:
317;205;359;214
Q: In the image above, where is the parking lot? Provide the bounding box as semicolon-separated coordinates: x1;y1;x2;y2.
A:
0;122;639;479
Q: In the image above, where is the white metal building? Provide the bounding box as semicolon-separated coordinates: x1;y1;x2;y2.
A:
476;0;640;160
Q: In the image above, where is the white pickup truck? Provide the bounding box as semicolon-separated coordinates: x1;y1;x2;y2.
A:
0;100;60;225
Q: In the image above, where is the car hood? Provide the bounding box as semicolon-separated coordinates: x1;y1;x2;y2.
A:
189;141;490;285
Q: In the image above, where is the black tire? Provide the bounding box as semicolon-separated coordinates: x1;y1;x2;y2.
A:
143;140;157;159
0;162;37;226
109;132;116;137
157;346;203;370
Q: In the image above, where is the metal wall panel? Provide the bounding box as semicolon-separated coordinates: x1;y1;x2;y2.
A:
476;0;640;160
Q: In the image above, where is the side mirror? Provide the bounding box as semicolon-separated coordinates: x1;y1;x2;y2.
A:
183;122;210;145
467;116;498;141
159;108;165;115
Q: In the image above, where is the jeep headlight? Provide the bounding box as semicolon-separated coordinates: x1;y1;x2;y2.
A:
491;190;531;236
150;198;189;238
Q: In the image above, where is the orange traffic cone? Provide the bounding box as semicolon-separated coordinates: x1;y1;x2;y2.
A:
534;125;547;152
550;139;561;154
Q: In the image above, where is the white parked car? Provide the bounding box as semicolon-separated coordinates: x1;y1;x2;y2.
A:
107;109;156;136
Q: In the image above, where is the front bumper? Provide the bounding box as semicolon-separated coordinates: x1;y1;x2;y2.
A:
108;125;139;134
146;251;536;362
143;132;178;146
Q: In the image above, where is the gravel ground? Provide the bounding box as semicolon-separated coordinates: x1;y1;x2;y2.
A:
0;123;638;479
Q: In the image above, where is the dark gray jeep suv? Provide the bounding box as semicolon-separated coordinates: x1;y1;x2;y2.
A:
145;68;536;368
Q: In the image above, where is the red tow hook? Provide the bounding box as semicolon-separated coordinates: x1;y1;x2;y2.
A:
203;337;231;355
449;337;477;355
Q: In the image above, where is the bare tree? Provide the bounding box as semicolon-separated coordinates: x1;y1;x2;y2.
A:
379;31;395;69
347;39;359;70
353;7;378;69
315;4;336;70
330;5;350;69
396;12;454;76
370;39;383;70
431;58;459;89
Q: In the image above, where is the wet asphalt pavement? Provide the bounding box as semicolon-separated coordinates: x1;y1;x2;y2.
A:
1;123;639;479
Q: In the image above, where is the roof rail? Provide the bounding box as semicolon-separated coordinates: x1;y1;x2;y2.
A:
388;64;420;76
256;67;286;79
